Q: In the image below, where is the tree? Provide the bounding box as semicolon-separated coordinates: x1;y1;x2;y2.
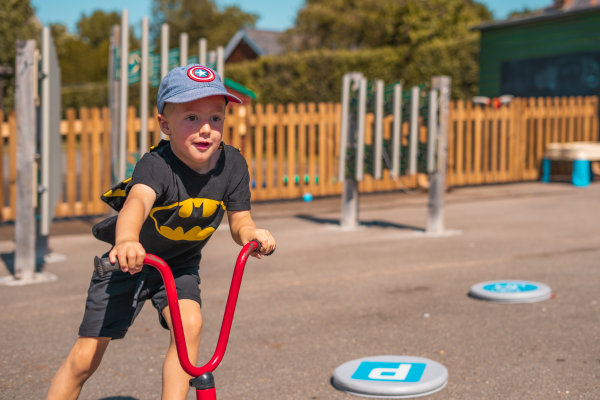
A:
507;8;537;19
0;0;40;111
55;10;140;109
258;0;493;101
286;0;491;51
151;0;258;49
76;10;121;48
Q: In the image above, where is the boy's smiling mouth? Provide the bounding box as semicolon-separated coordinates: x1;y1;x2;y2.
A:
194;141;211;150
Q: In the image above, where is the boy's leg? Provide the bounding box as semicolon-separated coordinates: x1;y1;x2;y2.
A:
46;336;111;400
160;299;203;400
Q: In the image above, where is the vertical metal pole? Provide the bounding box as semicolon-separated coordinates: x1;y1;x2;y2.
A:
40;28;50;237
217;46;224;79
408;86;420;175
109;25;120;183
338;73;350;184
140;17;149;153
355;77;366;181
161;23;169;78
374;80;384;180
427;76;451;234
427;89;438;174
179;32;188;66
118;9;129;182
199;38;207;65
37;26;62;271
340;179;359;230
391;83;402;178
339;72;362;230
14;40;36;280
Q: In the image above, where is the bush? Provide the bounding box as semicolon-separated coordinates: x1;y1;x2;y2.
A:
225;42;479;104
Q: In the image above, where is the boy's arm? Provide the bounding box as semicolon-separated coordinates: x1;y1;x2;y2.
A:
108;183;157;273
227;210;276;258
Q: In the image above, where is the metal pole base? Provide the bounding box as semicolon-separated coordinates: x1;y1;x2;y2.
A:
340;179;359;230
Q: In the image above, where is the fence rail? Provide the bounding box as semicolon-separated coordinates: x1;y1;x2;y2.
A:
0;96;597;222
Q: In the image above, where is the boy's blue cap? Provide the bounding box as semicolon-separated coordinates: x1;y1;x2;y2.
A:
157;64;242;113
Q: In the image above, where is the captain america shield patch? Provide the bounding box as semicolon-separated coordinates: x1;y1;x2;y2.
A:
187;66;215;82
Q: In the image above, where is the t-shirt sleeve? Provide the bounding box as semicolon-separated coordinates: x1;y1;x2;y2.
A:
225;150;251;211
128;153;169;199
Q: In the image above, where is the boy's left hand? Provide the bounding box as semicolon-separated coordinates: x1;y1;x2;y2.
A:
250;229;276;259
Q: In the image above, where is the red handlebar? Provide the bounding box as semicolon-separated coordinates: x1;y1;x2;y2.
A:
142;240;259;377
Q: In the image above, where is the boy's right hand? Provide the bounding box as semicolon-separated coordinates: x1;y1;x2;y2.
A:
108;240;146;274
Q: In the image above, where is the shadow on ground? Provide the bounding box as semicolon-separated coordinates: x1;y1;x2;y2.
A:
295;213;425;232
99;397;139;400
0;251;51;275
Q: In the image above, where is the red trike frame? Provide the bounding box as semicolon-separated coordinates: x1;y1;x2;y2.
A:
96;240;260;399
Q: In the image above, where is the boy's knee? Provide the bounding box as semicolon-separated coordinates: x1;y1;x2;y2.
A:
182;312;203;339
67;339;108;379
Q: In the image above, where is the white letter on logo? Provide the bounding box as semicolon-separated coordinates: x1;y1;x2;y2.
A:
368;364;411;381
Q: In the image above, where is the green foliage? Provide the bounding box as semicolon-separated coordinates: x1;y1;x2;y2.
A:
1;0;493;111
151;0;257;49
0;0;40;111
77;10;121;48
507;7;536;19
225;39;480;104
286;0;491;51
61;82;108;110
263;0;491;102
51;10;136;110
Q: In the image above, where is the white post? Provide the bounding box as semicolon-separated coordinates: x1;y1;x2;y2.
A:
161;23;169;78
40;27;51;237
108;25;120;183
374;80;384;180
179;32;188;66
391;83;402;178
427;89;439;174
355;77;367;181
140;17;149;154
14;40;36;281
118;9;129;181
427;76;451;234
217;46;224;79
408;86;420;175
338;73;351;184
199;38;207;65
339;72;363;230
39;27;62;237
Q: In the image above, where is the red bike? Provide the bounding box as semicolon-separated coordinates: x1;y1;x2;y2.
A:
94;240;263;400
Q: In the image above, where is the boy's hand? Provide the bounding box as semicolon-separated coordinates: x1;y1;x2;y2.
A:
109;240;146;274
249;229;276;259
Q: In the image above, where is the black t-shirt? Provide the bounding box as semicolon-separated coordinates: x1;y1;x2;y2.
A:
93;140;251;270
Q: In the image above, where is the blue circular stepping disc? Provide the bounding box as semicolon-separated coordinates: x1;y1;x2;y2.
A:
332;355;448;398
469;280;552;303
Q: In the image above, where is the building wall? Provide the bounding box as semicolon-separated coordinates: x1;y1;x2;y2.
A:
479;10;600;97
227;42;259;64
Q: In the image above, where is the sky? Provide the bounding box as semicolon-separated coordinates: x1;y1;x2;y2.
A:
31;0;554;34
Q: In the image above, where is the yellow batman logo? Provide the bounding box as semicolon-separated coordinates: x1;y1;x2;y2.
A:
149;198;226;241
103;177;132;198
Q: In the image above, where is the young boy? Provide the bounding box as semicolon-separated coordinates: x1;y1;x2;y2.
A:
46;64;276;400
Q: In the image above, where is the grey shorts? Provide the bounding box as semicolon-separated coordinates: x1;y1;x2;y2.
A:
78;265;201;339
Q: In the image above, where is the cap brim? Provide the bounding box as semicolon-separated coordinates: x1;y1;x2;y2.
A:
165;87;242;106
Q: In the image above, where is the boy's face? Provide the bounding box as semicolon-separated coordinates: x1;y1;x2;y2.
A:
158;95;226;173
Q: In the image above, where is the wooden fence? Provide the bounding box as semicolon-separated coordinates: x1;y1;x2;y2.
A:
0;96;597;222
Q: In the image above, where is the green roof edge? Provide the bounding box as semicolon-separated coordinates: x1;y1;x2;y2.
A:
224;77;257;100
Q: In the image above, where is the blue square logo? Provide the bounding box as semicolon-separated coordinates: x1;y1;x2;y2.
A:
352;361;426;382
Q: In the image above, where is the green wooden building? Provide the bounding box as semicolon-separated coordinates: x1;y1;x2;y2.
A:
475;0;600;97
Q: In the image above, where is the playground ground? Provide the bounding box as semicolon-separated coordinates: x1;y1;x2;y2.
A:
0;181;599;400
